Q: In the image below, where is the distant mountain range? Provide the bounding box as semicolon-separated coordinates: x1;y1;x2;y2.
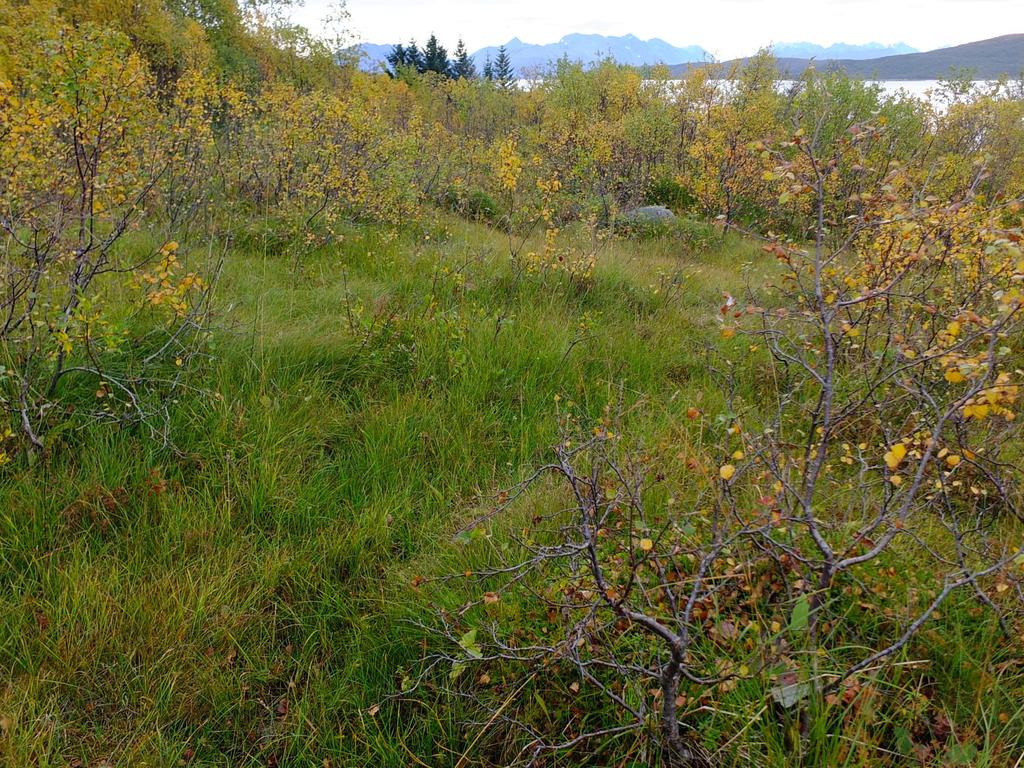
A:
354;34;1024;81
354;36;916;74
470;35;708;74
356;42;396;70
355;34;708;73
669;34;1024;80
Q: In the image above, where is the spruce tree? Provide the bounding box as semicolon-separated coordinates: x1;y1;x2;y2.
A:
385;42;407;77
452;38;476;80
493;45;515;90
405;38;425;73
482;54;494;81
422;34;450;77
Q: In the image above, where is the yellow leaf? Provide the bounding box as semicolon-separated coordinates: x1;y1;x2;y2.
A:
719;464;736;481
964;403;990;420
945;369;965;384
884;443;907;470
639;538;654;552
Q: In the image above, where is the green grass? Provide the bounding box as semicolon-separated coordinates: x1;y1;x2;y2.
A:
0;215;1021;767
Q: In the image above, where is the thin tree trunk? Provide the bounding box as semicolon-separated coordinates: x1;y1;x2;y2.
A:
661;656;712;768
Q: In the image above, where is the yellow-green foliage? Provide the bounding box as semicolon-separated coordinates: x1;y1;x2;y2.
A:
0;17;212;442
0;4;1023;766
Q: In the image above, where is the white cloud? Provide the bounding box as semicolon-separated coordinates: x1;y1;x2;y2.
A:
289;0;1018;60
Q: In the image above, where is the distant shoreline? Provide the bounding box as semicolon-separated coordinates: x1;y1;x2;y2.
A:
667;35;1024;81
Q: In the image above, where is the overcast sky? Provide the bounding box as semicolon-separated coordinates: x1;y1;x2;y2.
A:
290;0;1018;59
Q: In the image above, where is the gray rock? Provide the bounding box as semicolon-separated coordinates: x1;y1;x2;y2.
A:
620;205;676;224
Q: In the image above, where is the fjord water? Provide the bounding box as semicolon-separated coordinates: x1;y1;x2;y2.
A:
521;78;995;105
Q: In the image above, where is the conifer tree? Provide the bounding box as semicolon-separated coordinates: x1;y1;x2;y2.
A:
385;42;407;76
405;38;425;72
494;45;515;89
386;39;426;76
482;53;494;81
452;38;476;80
423;33;451;76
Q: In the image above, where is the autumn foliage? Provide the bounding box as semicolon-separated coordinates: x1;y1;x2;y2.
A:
1;2;1023;766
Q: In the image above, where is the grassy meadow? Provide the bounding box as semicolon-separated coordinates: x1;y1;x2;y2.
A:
3;6;1024;765
1;215;1021;767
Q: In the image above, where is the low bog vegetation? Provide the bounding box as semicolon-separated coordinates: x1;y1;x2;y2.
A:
1;3;1023;767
